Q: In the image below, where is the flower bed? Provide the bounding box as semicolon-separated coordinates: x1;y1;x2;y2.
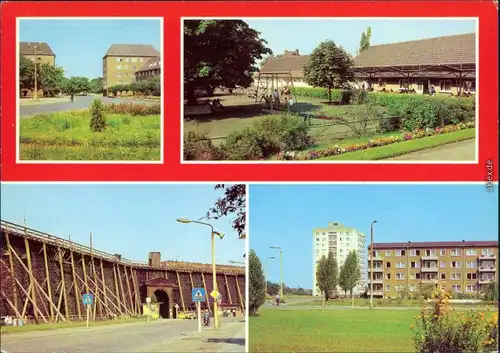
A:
277;121;475;160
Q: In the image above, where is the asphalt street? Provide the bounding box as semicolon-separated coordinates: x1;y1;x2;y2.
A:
0;319;207;353
20;96;158;117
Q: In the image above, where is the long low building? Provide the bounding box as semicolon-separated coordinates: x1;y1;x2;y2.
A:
258;33;476;96
367;240;497;299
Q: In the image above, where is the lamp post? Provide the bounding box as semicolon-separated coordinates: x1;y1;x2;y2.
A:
32;43;42;100
270;246;283;299
370;220;377;310
177;218;224;330
265;256;275;296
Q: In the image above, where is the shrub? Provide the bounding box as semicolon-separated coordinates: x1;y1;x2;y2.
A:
222;114;312;160
89;99;106;132
183;130;224;161
294;87;352;105
411;290;498;353
104;102;161;116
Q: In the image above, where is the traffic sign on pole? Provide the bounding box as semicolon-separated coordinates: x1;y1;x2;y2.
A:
82;293;94;306
192;288;206;302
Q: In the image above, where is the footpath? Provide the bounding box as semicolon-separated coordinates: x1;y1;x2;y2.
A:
142;319;246;353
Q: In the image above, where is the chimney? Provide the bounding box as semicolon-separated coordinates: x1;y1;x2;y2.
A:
114;254;122;261
148;252;161;267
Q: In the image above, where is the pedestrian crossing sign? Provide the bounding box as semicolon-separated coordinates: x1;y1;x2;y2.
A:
192;288;206;302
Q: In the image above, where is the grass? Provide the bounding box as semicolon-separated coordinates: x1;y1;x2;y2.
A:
20;97;71;106
250;308;416;352
1;316;144;334
19;110;161;161
320;128;475;160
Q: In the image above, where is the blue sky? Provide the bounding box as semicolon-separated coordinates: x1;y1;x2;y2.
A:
1;183;245;265
19;19;162;78
249;184;498;289
245;19;477;57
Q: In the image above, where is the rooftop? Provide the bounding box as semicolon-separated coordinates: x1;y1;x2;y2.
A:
104;44;160;58
136;57;161;73
19;42;55;56
371;240;498;250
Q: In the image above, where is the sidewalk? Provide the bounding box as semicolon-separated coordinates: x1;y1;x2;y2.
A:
142;319;246;352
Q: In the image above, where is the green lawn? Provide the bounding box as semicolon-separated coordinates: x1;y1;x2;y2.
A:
20;110;161;161
320;128;475;160
250;308;416;352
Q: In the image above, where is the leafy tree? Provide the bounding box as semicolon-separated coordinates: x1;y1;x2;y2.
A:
339;250;361;305
89;77;103;94
316;251;338;301
359;27;372;54
184;20;272;104
38;64;65;97
303;40;354;104
249;249;266;316
19;55;36;90
64;76;91;95
206;184;246;238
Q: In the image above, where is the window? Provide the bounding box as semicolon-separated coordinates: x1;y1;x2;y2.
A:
416;250;420;256
451;273;461;280
482;249;494;256
439;80;453;92
386;262;391;268
410;250;417;256
131;65;137;69
385;273;391;280
316;238;320;241
466;261;476;268
399;79;409;89
396;262;405;269
467;273;477;280
416;273;421;280
124;65;129;70
378;79;386;87
440;249;446;256
463;80;476;93
440;261;446;268
124;58;130;62
451;249;461;256
416;80;424;91
115;57;122;62
411;261;420;268
396;250;404;256
346;237;350;242
116;80;122;84
385;250;391;256
385;285;390;291
451;261;461;268
440;273;446;280
466;285;477;292
452;285;461;292
116;73;122;77
466;249;477;256
116;65;122;70
425;249;436;256
139;58;144;62
396;273;405;280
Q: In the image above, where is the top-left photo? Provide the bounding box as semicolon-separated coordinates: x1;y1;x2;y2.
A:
17;18;163;162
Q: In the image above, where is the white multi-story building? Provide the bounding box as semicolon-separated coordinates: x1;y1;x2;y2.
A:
312;222;367;296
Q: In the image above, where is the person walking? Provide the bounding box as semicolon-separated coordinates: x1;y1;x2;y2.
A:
276;294;281;306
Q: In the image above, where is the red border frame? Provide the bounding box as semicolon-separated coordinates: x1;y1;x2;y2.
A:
1;1;498;182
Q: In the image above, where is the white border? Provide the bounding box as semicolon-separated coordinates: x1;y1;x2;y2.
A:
244;183;250;353
16;17;164;164
180;17;479;165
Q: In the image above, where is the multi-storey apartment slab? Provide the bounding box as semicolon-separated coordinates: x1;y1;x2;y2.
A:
367;241;498;298
313;222;367;296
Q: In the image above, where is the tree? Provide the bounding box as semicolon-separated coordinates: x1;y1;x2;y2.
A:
339;250;361;306
184;20;272;104
316;251;338;301
249;249;266;316
359;27;372;54
38;64;65;97
206;184;246;238
64;76;91;95
19;55;35;90
303;40;354;104
89;77;103;94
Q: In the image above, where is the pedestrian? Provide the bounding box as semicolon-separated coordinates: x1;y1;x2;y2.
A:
430;86;436;96
232;308;236;317
276;294;280;306
70;94;74;102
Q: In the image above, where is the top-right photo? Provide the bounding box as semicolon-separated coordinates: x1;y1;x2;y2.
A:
183;18;477;162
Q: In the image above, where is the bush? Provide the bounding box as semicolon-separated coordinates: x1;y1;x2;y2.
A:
89;99;106;132
104;102;161;116
183;130;224;161
222;114;312;160
367;93;475;131
294;87;352;105
411;290;498;353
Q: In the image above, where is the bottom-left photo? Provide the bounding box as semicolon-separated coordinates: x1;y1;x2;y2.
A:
0;183;246;353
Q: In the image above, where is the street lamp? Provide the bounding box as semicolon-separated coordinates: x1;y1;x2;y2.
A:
269;246;283;299
370;220;378;310
31;43;42;100
265;256;275;296
177;218;224;330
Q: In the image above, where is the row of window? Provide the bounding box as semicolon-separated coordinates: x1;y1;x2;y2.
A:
373;272;494;281
115;57;145;63
115;64;138;70
372;248;495;257
373;260;495;269
387;79;476;93
380;284;479;292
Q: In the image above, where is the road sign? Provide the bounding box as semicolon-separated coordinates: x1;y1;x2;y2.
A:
82;293;93;306
146;297;151;303
210;290;220;299
192;288;206;302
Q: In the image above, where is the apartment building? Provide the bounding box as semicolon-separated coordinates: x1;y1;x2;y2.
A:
312;222;367;296
102;44;160;92
19;42;56;97
135;57;161;82
367;241;498;298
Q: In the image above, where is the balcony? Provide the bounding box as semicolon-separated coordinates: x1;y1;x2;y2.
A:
479;278;494;284
368;267;384;272
478;266;496;272
479;254;496;260
421;267;438;272
368;278;384;284
368;255;383;261
366;290;384;296
421;255;438;261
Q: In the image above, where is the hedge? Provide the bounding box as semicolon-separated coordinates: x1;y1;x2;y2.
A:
293;87;352;104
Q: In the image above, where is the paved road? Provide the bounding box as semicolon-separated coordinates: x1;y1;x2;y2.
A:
20;96;158;117
387;139;476;161
0;319;209;353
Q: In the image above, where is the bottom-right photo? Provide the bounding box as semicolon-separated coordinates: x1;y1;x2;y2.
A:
248;183;499;353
